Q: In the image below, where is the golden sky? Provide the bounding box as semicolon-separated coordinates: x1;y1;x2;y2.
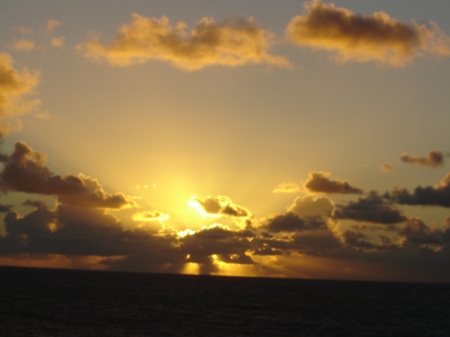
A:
1;0;450;283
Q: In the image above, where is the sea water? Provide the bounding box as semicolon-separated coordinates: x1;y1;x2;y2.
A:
1;266;449;336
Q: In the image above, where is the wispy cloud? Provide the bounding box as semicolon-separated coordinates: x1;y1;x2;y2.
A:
11;39;36;52
273;182;300;193
46;19;60;34
380;163;394;173
50;36;65;48
78;14;290;70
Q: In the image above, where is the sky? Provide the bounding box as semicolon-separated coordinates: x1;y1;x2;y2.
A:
1;0;450;283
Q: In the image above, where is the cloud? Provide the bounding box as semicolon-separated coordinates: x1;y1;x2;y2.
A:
12;39;36;52
342;230;376;249
380;163;394;173
398;218;450;246
15;26;34;36
0;203;13;212
46;20;60;34
391;173;450;207
304;171;363;194
272;182;300;193
51;36;65;48
0;53;40;123
260;212;327;233
78;14;290;70
7;211;254;271
132;211;169;222
286;0;450;66
180;224;253;265
288;195;334;218
333;191;408;225
291;230;343;256
1;203;126;256
400;150;444;168
188;195;251;217
0;141;135;209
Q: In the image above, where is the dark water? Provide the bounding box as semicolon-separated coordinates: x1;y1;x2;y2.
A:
1;267;450;336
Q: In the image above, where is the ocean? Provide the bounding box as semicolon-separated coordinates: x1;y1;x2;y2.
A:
1;266;449;336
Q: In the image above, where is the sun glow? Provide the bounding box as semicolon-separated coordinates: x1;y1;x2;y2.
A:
177;229;196;238
180;262;200;275
187;196;222;218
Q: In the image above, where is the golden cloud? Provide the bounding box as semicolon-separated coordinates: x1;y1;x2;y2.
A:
380;163;394;173
272;182;300;193
46;19;60;34
12;39;36;52
286;0;450;66
78;14;290;70
51;36;65;48
0;53;40;124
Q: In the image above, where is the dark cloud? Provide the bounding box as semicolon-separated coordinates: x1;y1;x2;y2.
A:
78;14;290;70
0;202;255;274
1;203;125;256
333;191;408;224
286;0;450;66
189;195;251;217
391;173;450;207
400;150;444;168
291;230;343;256
0;141;135;209
252;246;283;256
342;230;375;249
398;218;450;245
0;203;12;212
304;172;363;194
260;212;327;233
